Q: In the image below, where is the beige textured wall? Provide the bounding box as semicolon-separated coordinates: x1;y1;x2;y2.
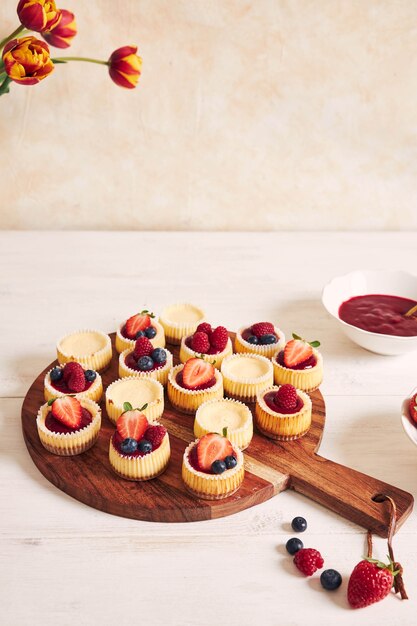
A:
1;0;417;230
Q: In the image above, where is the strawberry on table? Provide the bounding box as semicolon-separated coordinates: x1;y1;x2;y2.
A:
347;558;397;609
196;433;234;471
117;404;148;441
125;310;154;339
182;358;215;390
50;396;82;429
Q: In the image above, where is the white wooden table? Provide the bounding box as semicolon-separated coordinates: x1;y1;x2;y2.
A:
1;231;416;626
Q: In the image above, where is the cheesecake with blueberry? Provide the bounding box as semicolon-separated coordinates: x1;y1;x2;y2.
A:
220;353;273;402
194;398;253;450
180;323;233;369
159;302;205;345
56;329;112;371
109;404;170;480
182;433;244;499
44;361;103;403
255;384;312;440
272;333;323;392
119;337;173;386
167;357;223;414
105;377;164;424
115;310;165;354
235;321;285;359
37;396;102;456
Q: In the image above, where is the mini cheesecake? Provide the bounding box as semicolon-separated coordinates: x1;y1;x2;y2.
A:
167;360;223;415
255;384;312;441
180;326;233;370
56;329;112;372
272;337;323;392
105;377;164;424
235;323;285;359
119;347;173;386
194;398;253;450
221;353;273;403
115;310;166;354
44;362;103;403
159;302;205;345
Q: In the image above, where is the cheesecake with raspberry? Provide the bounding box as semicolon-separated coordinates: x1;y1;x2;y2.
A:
105;377;164;424
159;302;205;345
167;358;223;414
182;433;244;499
272;333;323;392
119;337;173;386
56;329;112;371
37;396;102;456
221;353;273;402
109;405;170;480
44;361;103;403
115;310;165;354
235;321;285;359
194;398;253;450
255;384;312;440
180;323;233;369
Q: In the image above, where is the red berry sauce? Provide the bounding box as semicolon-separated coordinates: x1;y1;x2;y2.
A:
242;328;278;342
50;378;93;394
185;336;222;355
276;350;317;370
125;353;165;372
263;391;304;415
45;408;92;434
112;429;164;457
121;324;155;340
175;371;217;391
338;294;417;337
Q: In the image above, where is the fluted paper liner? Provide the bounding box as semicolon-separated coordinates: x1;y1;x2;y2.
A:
221;353;273;402
179;336;233;369
44;365;103;403
182;439;244;500
109;431;170;481
255;386;312;441
167;364;223;414
36;398;102;456
194;398;253;450
105;377;164;424
159;302;205;345
115;320;166;354
234;325;285;359
56;329;112;372
119;348;173;386
272;349;323;392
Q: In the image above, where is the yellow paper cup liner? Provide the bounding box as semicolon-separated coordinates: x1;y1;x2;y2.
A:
44;366;103;403
105;376;164;424
221;353;273;403
118;348;173;386
109;431;170;481
182;440;244;499
234;325;285;359
272;350;323;392
36;398;102;456
167;364;223;415
179;336;233;369
56;329;112;372
159;302;206;345
255;386;312;441
194;398;253;450
115;320;166;354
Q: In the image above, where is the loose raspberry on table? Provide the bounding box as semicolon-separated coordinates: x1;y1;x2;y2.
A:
294;548;324;576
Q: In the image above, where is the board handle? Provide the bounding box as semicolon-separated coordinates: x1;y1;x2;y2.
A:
288;452;414;537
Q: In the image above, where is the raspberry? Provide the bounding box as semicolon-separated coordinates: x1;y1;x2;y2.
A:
196;322;212;334
251;322;275;337
67;368;86;393
133;337;154;359
274;384;298;410
191;331;210;353
209;326;229;351
294;548;324;576
62;362;84;383
144;425;166;449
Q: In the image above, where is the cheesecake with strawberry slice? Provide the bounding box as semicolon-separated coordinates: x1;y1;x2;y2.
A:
272;333;323;392
167;357;223;414
255;384;312;440
235;321;285;359
44;361;103;403
36;396;102;455
180;322;233;369
109;403;170;480
115;309;166;354
182;432;244;499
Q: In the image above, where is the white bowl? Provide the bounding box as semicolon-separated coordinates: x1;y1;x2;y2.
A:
322;270;417;355
401;387;417;447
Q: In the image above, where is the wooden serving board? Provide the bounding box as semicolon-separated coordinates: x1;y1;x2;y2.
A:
21;333;413;536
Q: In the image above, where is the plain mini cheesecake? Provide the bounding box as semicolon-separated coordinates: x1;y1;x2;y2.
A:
235;321;285;359
159;302;205;345
56;329;112;372
255;384;312;441
44;361;103;403
194;398;253;450
221;353;273;402
105;377;164;424
272;334;323;392
179;322;233;369
167;358;223;414
115;309;166;354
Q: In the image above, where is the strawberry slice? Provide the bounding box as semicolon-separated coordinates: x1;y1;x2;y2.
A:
51;396;82;429
182;358;215;390
125;310;154;339
196;433;234;471
284;339;313;367
409;393;417;424
117;409;148;441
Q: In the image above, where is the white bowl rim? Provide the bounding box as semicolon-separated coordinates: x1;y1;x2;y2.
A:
322;269;417;341
401;386;417;447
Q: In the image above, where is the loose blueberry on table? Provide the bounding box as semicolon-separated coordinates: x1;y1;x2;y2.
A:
186;323;229;355
125;337;167;372
291;516;307;532
286;538;304;555
121;310;157;340
49;362;96;394
242;321;279;345
320;569;342;591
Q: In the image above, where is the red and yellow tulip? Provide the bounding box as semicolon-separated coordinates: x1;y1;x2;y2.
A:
108;46;142;89
2;36;54;85
42;9;76;48
17;0;61;34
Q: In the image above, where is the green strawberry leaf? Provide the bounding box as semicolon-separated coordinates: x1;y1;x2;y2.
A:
123;402;133;412
292;333;303;341
47;398;56;406
138;403;148;412
222;426;228;437
309;340;321;348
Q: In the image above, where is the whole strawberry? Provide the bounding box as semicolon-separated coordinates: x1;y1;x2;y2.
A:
294;548;324;576
347;558;396;609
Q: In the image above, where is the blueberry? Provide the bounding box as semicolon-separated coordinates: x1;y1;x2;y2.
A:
135;330;145;339
211;460;227;474
247;335;259;344
151;348;167;364
50;367;63;382
285;537;304;555
320;569;342;591
120;438;138;454
225;455;237;469
137;439;153;454
145;326;157;339
84;369;97;382
291;516;307;532
137;356;154;371
259;333;277;345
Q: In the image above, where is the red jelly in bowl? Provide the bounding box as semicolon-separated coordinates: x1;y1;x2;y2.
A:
338;294;417;337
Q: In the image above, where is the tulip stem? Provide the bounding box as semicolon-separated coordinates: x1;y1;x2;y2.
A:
0;25;25;51
52;57;109;66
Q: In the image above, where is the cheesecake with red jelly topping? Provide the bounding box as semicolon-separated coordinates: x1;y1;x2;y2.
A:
180;322;233;368
44;361;103;403
115;309;166;353
235;321;285;359
119;337;173;386
255;384;312;440
272;333;323;392
167;357;223;414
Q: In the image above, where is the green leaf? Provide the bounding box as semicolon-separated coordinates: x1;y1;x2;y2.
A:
309;340;321;348
292;333;302;340
51;59;67;64
47;398;56;406
139;403;148;412
222;427;228;437
0;75;11;96
123;402;133;412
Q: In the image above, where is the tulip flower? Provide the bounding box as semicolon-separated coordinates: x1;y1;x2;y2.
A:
42;9;76;48
2;36;54;85
108;46;142;89
17;0;61;34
